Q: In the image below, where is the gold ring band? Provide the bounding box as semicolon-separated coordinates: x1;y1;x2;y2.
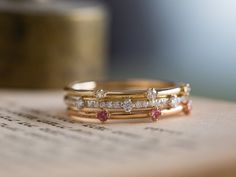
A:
64;79;192;123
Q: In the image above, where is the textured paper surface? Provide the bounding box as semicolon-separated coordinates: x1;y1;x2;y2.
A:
0;90;236;177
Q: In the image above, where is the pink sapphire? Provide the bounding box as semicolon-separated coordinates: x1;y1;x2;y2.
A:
96;110;109;122
150;108;161;121
184;100;192;115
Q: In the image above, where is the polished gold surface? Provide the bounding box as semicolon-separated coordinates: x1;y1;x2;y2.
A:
64;79;192;123
0;0;108;88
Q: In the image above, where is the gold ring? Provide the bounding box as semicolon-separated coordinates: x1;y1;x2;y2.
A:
64;79;192;123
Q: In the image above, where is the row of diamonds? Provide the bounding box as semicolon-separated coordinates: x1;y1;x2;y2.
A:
65;95;189;111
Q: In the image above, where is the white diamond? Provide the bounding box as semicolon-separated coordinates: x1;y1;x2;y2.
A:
75;97;84;109
94;101;99;107
87;100;95;108
122;99;133;112
169;97;178;107
157;98;168;108
177;97;182;104
135;101;143;108
113;101;121;108
100;102;106;108
147;88;157;100
95;89;106;99
183;84;191;95
149;99;157;107
106;101;113;108
87;100;99;108
180;96;188;104
142;101;149;108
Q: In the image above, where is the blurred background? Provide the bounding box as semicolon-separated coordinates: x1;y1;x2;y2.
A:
0;0;236;101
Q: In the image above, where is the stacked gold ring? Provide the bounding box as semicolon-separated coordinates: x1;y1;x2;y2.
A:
64;79;192;123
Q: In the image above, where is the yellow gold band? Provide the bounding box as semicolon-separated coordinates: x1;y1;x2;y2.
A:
64;79;192;123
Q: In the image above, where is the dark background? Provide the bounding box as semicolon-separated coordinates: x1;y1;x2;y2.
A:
104;0;236;101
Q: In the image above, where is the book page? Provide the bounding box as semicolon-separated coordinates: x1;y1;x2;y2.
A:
0;90;236;177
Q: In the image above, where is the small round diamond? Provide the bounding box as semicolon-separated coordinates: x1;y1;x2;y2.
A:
122;99;133;112
135;101;143;108
142;101;149;108
183;84;191;95
75;97;84;110
87;100;97;108
156;98;168;108
95;89;106;99
113;101;121;109
96;110;109;122
180;96;188;104
149;99;157;107
106;101;113;108
150;108;161;121
147;88;157;100
94;101;99;107
99;102;106;108
169;96;178;108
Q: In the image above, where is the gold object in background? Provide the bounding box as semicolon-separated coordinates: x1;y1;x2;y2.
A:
0;0;108;89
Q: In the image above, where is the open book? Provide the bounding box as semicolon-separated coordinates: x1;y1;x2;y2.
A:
0;90;236;177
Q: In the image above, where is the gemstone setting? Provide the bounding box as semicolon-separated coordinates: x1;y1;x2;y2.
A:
95;89;106;99
75;97;84;109
180;96;188;104
169;96;178;107
150;108;161;121
87;100;98;108
183;84;191;95
96;110;109;122
99;102;106;108
106;101;113;108
122;99;133;112
147;88;157;100
135;101;142;108
156;98;168;108
149;99;157;107
113;101;121;109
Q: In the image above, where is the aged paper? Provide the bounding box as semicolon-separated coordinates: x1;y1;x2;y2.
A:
0;90;236;177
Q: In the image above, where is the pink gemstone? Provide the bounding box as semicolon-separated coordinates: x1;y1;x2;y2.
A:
184;100;192;115
150;108;161;121
96;110;109;122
